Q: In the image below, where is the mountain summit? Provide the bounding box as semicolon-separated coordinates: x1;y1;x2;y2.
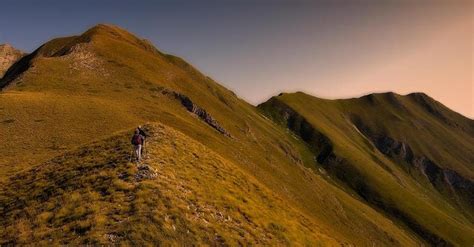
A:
0;24;472;245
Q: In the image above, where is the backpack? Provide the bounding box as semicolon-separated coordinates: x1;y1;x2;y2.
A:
138;128;147;138
131;134;143;145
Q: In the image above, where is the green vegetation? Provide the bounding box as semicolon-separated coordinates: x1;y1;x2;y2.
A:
258;92;474;245
1;24;471;245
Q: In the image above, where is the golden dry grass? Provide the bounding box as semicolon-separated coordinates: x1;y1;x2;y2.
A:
1;124;342;245
0;24;438;245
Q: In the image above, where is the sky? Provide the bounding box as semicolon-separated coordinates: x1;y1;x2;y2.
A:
1;0;472;117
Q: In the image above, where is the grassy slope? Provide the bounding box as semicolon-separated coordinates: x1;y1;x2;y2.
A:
0;124;341;245
259;92;474;245
0;24;422;245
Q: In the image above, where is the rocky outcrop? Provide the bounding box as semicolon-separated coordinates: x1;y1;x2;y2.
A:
375;136;414;162
350;115;474;221
162;90;231;137
134;163;158;181
413;157;474;208
352;118;415;164
0;44;25;78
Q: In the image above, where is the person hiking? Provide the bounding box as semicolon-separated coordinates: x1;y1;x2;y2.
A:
137;125;149;156
131;129;145;162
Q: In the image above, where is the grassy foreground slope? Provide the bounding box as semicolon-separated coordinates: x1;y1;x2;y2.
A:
0;24;422;245
259;92;474;246
0;124;340;245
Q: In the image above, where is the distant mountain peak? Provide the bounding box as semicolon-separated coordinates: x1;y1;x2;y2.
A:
0;43;14;49
0;43;25;54
0;44;25;78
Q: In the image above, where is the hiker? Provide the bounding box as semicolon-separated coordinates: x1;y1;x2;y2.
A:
137;125;149;156
131;129;145;162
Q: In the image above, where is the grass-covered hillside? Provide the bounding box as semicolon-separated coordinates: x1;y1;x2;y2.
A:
0;24;469;245
0;124;341;245
259;92;474;246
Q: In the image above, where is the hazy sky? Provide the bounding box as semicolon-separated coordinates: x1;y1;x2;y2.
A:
1;0;472;117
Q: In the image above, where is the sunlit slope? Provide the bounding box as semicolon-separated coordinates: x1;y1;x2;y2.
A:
259;92;474;246
0;124;340;245
0;24;261;173
0;24;423;245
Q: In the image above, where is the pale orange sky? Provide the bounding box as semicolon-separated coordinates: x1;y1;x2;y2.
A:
304;4;473;118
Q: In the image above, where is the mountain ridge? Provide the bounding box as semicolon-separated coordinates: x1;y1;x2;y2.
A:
272;91;473;120
258;91;474;245
0;23;472;245
0;123;341;245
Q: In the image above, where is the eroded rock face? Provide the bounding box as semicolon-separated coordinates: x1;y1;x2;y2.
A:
413;157;474;207
0;44;25;78
350;115;474;219
162;89;231;137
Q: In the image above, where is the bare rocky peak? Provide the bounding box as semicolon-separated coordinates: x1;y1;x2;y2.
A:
0;44;25;78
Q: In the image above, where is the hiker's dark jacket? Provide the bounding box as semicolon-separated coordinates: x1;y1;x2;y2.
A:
131;134;144;145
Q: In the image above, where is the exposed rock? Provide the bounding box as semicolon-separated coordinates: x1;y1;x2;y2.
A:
45;39;106;74
414;157;474;207
61;43;104;72
350;115;414;163
373;135;414;163
162;89;231;137
443;169;474;204
104;233;121;243
0;40;105;89
135;163;158;181
0;44;25;78
413;157;443;183
350;115;474;221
